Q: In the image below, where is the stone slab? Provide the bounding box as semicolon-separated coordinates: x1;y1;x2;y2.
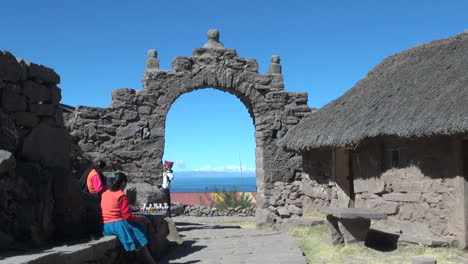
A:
0;236;118;264
319;207;388;220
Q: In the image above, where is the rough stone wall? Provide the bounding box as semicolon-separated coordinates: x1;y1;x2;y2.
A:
0;51;85;250
300;135;464;244
65;31;311;225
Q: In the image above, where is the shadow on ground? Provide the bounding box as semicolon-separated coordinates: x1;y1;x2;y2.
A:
365;229;399;252
159;240;206;264
176;223;241;232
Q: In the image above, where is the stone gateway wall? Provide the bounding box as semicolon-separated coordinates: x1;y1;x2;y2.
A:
299;135;465;245
66;30;312;225
0;51;85;250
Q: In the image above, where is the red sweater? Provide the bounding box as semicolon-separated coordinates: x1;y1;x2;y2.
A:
101;190;136;223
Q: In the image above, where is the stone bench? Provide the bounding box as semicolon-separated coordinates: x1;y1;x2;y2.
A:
0;236;120;264
318;207;387;245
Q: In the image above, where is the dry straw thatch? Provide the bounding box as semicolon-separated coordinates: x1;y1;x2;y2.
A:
279;32;468;152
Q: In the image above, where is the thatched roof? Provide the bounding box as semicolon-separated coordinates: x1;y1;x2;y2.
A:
279;32;468;152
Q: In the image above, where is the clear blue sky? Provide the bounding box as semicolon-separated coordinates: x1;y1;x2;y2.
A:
2;0;467;171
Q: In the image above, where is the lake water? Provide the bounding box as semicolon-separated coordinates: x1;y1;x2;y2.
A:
171;175;257;193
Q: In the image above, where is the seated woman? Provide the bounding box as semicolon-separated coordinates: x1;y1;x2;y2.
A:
86;160;107;194
101;172;157;264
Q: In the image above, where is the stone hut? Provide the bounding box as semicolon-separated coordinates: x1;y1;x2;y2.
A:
279;32;468;247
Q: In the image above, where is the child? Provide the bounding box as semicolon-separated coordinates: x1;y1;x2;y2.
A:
101;172;157;264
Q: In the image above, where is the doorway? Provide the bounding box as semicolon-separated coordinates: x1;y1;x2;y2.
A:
333;149;355;208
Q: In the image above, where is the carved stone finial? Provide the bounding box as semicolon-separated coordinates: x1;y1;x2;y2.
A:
271;55;280;64
203;29;225;49
146;49;160;70
148;49;158;58
268;55;282;74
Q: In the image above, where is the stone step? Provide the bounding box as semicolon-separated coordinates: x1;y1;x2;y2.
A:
0;236;119;264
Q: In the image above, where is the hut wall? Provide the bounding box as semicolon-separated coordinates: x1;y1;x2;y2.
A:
299;136;465;244
353;136;463;243
300;149;337;213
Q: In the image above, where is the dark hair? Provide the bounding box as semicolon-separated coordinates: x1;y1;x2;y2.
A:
107;172;128;191
95;160;107;170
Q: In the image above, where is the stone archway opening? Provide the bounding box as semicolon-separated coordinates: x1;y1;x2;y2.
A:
163;88;256;197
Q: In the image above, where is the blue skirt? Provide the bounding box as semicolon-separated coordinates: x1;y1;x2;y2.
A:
103;220;148;251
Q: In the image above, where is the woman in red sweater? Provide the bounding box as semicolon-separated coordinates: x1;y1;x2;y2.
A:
101;172;157;264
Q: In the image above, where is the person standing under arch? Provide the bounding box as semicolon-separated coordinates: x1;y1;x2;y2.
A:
162;161;174;217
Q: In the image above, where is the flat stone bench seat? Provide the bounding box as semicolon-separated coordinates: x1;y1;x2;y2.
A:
0;236;119;264
318;207;388;245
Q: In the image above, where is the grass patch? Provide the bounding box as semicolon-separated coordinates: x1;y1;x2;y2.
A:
303;211;326;219
288;225;468;264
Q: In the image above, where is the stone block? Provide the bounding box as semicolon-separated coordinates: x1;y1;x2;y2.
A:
22;122;71;168
287;204;303;216
412;257;437;264
0;150;15;174
319;207;387;220
383;192;421;202
2;85;27;112
245;59;258;72
15;111;39;128
277;206;290;218
21;80;51;103
256;208;278;224
30;103;56;116
111;87;136;102
354;177;385;194
138;105;152;114
0;51;22;82
356;198;399;215
265;91;287;103
26;61;60;84
51;86;62;105
0;230;14;249
301;179;328;199
172;57;193;72
391;179;433;193
423;192;442;204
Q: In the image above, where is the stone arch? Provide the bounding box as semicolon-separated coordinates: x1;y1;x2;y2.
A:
70;30;312;223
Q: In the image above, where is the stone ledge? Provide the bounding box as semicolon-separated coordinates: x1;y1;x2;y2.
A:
0;236;119;264
318;207;388;220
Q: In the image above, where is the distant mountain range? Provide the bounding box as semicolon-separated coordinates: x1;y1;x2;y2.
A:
175;171;256;178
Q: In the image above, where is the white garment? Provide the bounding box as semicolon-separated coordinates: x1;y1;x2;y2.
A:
162;171;174;189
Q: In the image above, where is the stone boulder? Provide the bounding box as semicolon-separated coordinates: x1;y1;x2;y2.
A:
0;150;15;174
0;110;18;152
22;122;71;168
50;166;87;241
126;183;168;206
0;51;22;82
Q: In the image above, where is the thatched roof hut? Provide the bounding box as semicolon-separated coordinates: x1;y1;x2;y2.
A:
279;32;468;152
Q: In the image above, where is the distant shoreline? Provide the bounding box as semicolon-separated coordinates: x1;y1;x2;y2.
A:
171;191;257;206
171;173;256;193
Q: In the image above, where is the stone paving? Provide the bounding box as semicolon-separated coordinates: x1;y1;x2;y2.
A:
159;216;307;264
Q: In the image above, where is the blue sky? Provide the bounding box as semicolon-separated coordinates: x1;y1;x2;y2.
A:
2;0;467;171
